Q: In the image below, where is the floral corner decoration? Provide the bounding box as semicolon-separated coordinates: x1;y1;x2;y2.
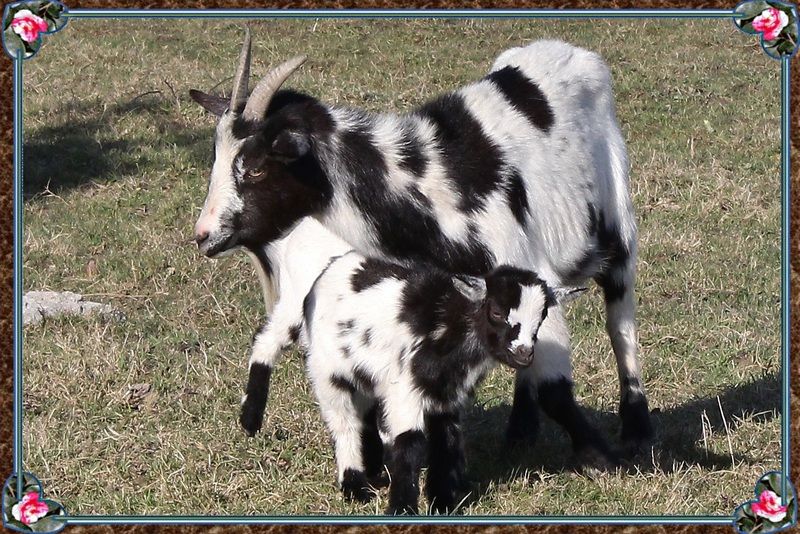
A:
2;473;66;533
2;0;67;59
735;0;799;58
734;472;797;534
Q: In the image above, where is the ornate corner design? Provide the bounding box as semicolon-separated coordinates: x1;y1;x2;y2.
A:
2;473;67;533
734;472;797;534
734;1;799;58
2;0;68;59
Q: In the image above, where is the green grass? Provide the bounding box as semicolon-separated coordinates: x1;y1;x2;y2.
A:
21;18;782;516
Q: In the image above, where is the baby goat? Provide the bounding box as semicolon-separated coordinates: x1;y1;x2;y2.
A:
301;252;581;514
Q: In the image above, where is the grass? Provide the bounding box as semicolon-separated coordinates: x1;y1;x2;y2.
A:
21;18;782;516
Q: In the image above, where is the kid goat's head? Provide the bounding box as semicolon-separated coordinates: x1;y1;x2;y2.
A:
464;267;585;369
189;28;328;257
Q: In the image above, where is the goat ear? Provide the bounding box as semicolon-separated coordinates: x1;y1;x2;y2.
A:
551;286;588;306
452;275;487;302
189;89;229;117
270;129;311;161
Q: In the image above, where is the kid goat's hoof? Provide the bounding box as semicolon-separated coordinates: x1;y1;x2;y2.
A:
341;469;375;504
239;400;264;438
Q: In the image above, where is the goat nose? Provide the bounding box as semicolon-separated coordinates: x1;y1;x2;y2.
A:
195;229;209;247
513;346;534;365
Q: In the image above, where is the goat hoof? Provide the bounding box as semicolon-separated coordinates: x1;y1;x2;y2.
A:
341;469;374;504
367;469;390;489
574;445;619;476
239;404;264;437
619;394;654;454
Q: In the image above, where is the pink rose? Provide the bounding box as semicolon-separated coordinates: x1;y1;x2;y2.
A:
751;7;790;41
10;9;49;44
10;491;50;525
751;489;788;523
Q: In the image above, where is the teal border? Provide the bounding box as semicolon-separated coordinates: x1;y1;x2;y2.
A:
11;8;791;526
780;57;791;503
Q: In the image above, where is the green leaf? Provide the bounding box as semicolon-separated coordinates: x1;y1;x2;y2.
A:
26;516;65;533
736;514;757;533
21;474;38;491
46;3;64;20
3;27;26;58
736;1;770;20
4;516;33;532
740;21;756;32
43;501;63;516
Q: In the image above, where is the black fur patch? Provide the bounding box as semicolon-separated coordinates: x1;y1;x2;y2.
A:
330;374;357;394
593;211;631;303
361;405;386;483
486;66;554;132
417;93;505;213
352;366;375;393
239;363;272;437
387;429;427;515
341;345;352;359
505;169;530;225
350;257;410;292
288;324;301;344
397;123;428;177
424;411;466;514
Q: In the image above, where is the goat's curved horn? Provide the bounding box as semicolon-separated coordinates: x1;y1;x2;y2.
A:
242;55;307;122
229;26;252;112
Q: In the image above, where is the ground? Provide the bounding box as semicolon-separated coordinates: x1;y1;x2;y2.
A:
21;17;782;516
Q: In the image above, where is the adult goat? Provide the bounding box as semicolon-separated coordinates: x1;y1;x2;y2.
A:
189;28;652;463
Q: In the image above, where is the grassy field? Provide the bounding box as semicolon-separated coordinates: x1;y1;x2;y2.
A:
21;18;782;516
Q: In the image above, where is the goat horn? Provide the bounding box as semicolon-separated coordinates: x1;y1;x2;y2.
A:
242;55;307;122
229;26;252;113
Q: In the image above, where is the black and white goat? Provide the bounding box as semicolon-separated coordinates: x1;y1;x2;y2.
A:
303;253;580;514
189;29;652;462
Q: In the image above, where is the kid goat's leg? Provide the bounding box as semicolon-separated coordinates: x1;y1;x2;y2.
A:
314;374;375;503
384;391;426;515
424;410;466;515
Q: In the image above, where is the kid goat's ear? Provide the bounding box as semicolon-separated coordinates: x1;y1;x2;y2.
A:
551;286;588;306
452;275;487;302
189;89;229;117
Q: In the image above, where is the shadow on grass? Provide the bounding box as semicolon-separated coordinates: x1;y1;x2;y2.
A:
463;371;781;502
23;94;211;199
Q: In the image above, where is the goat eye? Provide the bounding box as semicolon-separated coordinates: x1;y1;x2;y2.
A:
489;309;505;323
245;168;265;181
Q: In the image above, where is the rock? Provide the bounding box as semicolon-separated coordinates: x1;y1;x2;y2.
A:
23;290;123;326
